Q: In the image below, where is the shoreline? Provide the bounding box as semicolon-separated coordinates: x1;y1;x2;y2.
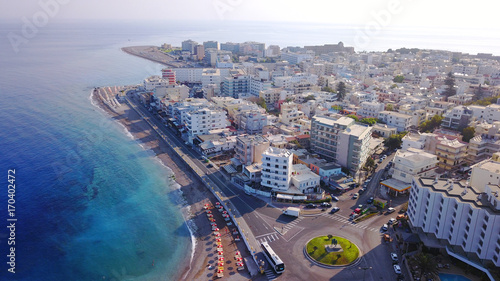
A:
90;88;252;281
90;89;204;281
121;46;181;67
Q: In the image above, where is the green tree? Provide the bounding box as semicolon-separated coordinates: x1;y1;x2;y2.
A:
331;105;343;111
462;126;475;143
337;82;347;101
384;132;407;150
413;253;439;278
474;84;484;101
322;86;336;93
256;97;267;111
419;115;443;132
347;114;359;122
304;95;316;102
443;72;457;100
393;75;405;83
360;118;378;126
364;157;375;170
385;104;394;111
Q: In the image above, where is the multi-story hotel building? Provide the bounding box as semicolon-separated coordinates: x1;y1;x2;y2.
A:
234;135;269;166
408;155;500;271
185;108;229;143
261;147;293;191
311;116;372;173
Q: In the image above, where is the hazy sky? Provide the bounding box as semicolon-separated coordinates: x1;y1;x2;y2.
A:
1;0;496;29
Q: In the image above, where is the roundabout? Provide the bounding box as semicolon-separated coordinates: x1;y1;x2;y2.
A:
305;236;360;267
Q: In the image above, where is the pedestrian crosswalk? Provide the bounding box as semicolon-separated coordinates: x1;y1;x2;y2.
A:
256;232;281;244
275;217;304;235
264;269;277;280
320;213;379;232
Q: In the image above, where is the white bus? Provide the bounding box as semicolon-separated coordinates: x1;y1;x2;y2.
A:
261;241;285;274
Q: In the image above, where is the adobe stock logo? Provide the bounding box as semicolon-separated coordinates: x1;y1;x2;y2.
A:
7;0;70;53
354;0;409;50
213;0;243;20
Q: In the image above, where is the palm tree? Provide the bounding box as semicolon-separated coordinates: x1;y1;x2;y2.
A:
413;252;439;278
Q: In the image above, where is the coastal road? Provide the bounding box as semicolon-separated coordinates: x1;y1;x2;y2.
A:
125;94;403;280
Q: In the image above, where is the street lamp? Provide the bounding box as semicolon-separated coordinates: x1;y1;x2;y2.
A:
358;266;372;281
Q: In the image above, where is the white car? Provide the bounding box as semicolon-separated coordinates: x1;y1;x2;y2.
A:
388;218;397;225
391;252;398;262
387;207;396;213
393;264;402;274
382;224;388;231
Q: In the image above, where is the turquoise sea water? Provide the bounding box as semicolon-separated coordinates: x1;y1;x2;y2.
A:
0;20;498;280
0;22;191;281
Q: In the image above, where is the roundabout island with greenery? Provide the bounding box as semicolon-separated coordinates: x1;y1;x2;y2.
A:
305;235;360;266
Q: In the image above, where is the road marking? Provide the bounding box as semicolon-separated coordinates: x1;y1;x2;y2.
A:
255;232;277;238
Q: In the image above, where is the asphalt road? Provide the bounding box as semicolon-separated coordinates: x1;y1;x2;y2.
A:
127;94;404;281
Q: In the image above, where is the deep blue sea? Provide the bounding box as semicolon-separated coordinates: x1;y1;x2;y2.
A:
0;19;498;281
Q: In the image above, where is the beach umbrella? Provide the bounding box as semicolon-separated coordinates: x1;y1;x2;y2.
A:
218;257;224;261
215;233;221;237
236;258;242;262
207;210;212;214
235;251;240;255
222;211;227;214
218;262;224;267
218;251;223;255
214;228;219;231
237;262;243;267
215;202;220;205
216;238;221;242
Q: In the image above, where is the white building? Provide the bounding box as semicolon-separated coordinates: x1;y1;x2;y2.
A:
358;101;385;119
381;148;438;196
234;135;270;166
280;107;306;125
290;164;321;194
143;76;170;91
311;116;372;173
155;84;189;102
249;77;272;97
185;108;229;143
199;136;237;157
408;173;500;269
280;52;313;64
378;111;412;132
261;147;293;191
237;110;268;135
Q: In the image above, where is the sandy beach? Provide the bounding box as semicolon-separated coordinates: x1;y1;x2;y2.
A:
92;88;253;281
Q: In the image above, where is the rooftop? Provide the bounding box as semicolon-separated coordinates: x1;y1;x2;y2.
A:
416;177;500;214
263;147;291;158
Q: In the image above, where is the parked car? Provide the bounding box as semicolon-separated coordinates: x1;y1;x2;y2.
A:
305;203;317;209
330;207;340;214
207;163;213;168
366;196;374;204
387;207;396;213
393;264;402;274
331;196;339;202
391;252;398;262
382;224;388;231
388;218;397;225
358;188;366;195
320;202;332;208
352;193;359;199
